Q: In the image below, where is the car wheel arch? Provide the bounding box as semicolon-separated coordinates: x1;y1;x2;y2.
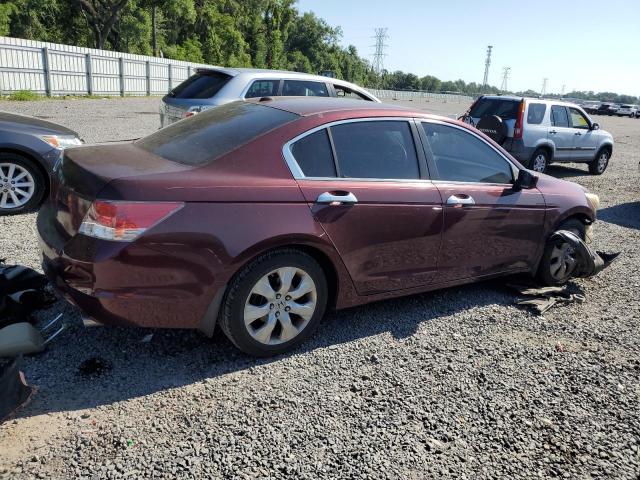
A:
534;143;554;161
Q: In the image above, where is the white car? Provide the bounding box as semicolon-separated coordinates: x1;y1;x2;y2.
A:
617;104;639;118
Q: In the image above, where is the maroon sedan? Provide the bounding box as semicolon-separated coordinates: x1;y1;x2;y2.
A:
38;98;599;356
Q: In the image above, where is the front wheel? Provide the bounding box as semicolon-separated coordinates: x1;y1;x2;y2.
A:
0;153;45;215
219;249;328;357
529;149;549;173
537;219;586;286
588;149;610;175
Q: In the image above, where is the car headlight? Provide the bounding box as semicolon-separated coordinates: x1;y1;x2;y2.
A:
40;135;83;150
585;192;600;212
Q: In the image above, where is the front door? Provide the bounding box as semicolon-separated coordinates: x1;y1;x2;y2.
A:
568;107;598;161
548;105;574;161
286;119;443;295
418;120;546;283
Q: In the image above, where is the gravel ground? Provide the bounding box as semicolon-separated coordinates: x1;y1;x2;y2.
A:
0;97;639;479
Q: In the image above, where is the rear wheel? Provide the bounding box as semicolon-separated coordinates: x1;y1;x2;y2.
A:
537;219;586;286
588;148;610;175
529;148;549;173
0;153;45;215
219;249;328;357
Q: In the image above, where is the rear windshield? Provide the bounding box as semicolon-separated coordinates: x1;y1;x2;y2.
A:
169;71;232;99
135;102;298;166
470;98;519;120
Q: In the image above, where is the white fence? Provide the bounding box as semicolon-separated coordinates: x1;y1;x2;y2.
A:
0;36;475;103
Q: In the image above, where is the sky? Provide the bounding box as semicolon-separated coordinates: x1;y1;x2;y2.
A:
296;0;640;96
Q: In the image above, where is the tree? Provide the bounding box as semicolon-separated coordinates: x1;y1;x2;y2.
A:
79;0;129;49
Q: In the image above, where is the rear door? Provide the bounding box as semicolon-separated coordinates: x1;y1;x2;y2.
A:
285;118;443;295
418;120;546;283
548;105;573;161
568;107;598;161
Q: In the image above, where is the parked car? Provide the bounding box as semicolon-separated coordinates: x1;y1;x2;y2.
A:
0;112;82;215
461;95;614;174
616;104;639;117
159;67;380;127
596;103;619;116
38;98;600;357
581;101;601;114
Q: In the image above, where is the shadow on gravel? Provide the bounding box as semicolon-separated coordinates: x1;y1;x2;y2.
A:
598;202;640;230
15;280;515;420
545;164;590;179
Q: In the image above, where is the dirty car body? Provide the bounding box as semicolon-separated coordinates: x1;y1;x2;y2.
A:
38;98;598;356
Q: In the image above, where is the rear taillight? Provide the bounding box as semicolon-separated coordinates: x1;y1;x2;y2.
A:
79;201;183;241
514;100;525;139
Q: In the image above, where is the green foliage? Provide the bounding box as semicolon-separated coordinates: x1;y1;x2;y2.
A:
1;0;635;102
7;90;40;101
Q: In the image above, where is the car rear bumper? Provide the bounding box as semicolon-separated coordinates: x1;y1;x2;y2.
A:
38;216;223;331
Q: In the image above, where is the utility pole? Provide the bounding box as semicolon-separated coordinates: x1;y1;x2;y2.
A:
152;4;158;57
500;66;511;93
482;45;493;92
540;78;548;97
371;28;388;77
561;84;566;96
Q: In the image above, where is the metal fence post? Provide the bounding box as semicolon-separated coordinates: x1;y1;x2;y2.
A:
187;65;191;78
145;60;151;96
42;47;52;96
167;63;172;93
85;53;93;95
119;57;125;96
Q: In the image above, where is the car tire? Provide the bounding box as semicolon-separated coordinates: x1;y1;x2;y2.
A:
0;153;46;215
537;219;586;286
219;248;328;357
529;148;549;173
588;148;610;175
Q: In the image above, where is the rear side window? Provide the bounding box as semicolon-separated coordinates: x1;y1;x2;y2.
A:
527;103;546;124
469;99;519;120
290;130;336;177
245;80;279;98
330;121;420;179
551;106;569;127
169;72;231;99
282;80;329;97
136;102;298;166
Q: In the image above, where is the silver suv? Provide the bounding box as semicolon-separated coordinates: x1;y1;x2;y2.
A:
462;96;614;175
160;68;379;127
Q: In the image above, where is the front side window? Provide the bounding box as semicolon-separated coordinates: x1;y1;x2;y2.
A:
245;80;279;98
282;80;329;97
334;85;371;101
551;106;569;127
421;122;513;184
527;103;546;124
329;121;420;179
290;129;336;178
569;107;590;129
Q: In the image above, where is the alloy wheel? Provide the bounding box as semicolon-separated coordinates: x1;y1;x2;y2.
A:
597;152;609;173
243;267;317;345
532;154;547;172
549;242;578;281
0;162;35;209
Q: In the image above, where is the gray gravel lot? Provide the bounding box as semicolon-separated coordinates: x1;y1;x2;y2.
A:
0;97;639;479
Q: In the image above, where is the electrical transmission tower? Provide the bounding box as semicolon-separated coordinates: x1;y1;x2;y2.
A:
561;84;566;96
482;46;493;92
500;67;511;92
540;78;548;97
371;28;388;76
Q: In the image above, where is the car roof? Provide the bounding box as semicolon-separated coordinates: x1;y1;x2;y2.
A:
478;95;587;109
248;97;416;117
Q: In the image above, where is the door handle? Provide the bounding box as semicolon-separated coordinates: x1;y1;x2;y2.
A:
446;194;475;206
316;191;358;205
549;130;557;134
574;132;582;136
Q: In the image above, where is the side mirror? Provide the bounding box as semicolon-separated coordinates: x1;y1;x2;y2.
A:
514;169;539;190
591;122;600;130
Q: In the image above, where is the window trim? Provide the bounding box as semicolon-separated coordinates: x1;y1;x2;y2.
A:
283;117;429;182
417;119;519;186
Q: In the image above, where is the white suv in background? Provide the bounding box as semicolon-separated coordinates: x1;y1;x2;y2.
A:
159;68;379;127
616;104;639;117
461;96;614;175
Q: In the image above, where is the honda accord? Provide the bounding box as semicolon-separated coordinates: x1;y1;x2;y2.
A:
38;98;600;356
